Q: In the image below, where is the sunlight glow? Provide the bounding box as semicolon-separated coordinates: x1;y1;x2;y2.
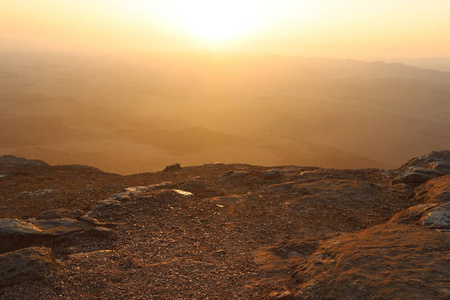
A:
167;0;267;43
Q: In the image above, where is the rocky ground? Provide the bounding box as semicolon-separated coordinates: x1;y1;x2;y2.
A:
0;152;449;299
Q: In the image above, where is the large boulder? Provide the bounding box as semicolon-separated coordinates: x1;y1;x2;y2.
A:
390;202;450;233
392;168;443;186
392;151;450;186
179;179;206;193
289;224;450;300
0;247;54;288
400;150;450;173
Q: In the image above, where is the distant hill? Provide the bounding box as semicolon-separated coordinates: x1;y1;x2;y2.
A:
392;57;450;73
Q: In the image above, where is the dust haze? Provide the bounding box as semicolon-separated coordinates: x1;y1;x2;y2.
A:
1;51;449;174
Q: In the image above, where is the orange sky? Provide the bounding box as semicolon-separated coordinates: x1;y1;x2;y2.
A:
1;0;449;59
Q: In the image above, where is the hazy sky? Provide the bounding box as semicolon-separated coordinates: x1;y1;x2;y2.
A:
1;0;450;59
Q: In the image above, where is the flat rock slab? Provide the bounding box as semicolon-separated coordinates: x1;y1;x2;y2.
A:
31;219;88;235
0;247;53;288
0;218;89;253
0;219;44;236
0;219;48;253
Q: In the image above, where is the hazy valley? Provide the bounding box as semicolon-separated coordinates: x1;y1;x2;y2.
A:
1;52;449;174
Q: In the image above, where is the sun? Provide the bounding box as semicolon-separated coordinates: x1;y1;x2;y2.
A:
167;0;266;43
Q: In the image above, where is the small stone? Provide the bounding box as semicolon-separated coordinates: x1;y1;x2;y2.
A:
268;291;294;300
211;249;226;257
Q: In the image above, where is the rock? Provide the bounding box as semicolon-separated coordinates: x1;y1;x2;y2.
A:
120;257;141;269
163;163;181;172
0;219;48;253
179;179;207;194
109;182;173;201
290;224;450;300
101;184;124;192
32;189;57;197
220;170;248;180
414;175;450;204
87;199;123;218
254;238;324;284
400;151;450;172
261;169;284;179
30;219;88;235
78;215;102;226
390;202;449;232
0;155;48;167
389;204;438;224
268;291;294;300
0;218;92;253
211;249;226;257
419;202;450;231
0;247;53;288
89;227;115;238
68;250;114;260
210;195;244;205
392;151;450;186
6;189;58;202
136;189;194;203
392;168;443;186
38;208;84;220
0;219;44;236
241;169;285;185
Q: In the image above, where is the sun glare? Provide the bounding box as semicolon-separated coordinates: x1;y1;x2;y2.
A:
167;0;266;43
